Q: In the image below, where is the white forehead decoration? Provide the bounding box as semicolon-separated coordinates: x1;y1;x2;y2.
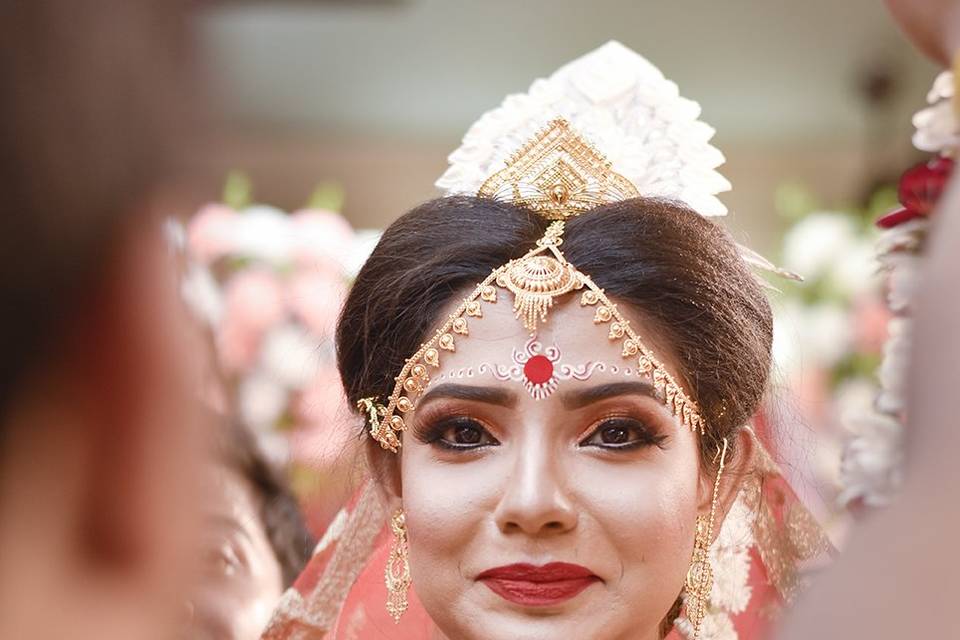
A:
436;40;731;217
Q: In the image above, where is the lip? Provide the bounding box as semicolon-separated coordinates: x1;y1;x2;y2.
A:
476;562;601;607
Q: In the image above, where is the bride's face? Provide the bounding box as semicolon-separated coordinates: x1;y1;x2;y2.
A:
397;296;708;640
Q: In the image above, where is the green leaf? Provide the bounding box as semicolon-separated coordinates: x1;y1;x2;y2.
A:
306;182;345;212
775;181;820;221
866;185;898;221
222;170;253;210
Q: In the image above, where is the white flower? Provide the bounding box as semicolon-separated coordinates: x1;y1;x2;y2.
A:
709;495;754;614
290;209;356;269
808;304;856;367
701;611;738;640
673;495;751;638
710;543;751;614
829;238;880;298
839;410;903;507
773;301;853;373
877;319;911;414
674;610;738;640
913;70;957;152
912;100;960;153
256;431;291;467
259;323;322;389
716;493;755;548
926;70;954;103
238;372;288;430
163;217;187;251
233;205;296;265
835;378;879;425
876;220;926;313
882;252;922;313
876;218;927;257
342;230;383;278
180;263;223;326
781;212;858;279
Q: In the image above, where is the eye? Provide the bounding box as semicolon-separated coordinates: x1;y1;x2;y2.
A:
202;539;243;579
431;417;499;450
579;417;667;451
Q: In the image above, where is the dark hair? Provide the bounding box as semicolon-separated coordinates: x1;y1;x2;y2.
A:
336;195;773;466
0;0;200;418
218;421;315;588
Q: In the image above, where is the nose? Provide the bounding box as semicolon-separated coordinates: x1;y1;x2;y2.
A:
493;443;578;536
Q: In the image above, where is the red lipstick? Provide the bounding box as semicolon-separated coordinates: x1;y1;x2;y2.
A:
476;562;600;606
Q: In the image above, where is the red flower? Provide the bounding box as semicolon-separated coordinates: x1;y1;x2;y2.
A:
877;156;954;228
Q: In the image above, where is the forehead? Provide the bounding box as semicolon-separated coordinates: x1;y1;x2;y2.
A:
202;462;262;523
431;292;680;385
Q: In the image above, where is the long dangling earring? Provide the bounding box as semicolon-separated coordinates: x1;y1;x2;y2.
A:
685;438;729;640
385;509;411;623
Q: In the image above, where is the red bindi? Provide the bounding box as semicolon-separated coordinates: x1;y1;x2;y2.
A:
523;354;554;385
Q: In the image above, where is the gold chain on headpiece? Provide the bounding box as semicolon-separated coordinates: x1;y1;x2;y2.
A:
364;118;705;452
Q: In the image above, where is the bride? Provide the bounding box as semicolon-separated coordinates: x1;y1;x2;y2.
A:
263;41;830;640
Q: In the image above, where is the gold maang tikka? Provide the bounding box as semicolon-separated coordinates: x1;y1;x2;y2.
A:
362;118;706;453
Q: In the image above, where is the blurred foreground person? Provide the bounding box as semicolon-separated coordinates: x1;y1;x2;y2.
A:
778;2;960;638
0;2;211;639
884;0;960;64
189;421;313;640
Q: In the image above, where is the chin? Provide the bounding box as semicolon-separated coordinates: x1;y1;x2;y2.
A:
428;591;640;640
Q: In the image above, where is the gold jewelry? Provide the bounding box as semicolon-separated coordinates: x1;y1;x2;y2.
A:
363;119;706;453
684;437;729;640
357;397;394;451
478;118;640;220
385;509;411;623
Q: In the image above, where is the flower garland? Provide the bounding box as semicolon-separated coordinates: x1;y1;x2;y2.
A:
839;71;957;507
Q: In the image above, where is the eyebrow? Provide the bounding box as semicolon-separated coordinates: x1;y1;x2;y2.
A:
417;383;518;409
560;381;660;410
203;513;255;545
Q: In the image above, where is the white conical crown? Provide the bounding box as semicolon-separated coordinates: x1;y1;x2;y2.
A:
436;40;731;217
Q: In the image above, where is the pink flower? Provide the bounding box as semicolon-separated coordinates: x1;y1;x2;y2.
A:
224;268;286;333
287;270;347;337
217;315;262;373
290;209;356;272
791;367;831;431
291;369;355;467
187;203;239;263
852;296;890;354
216;268;286;372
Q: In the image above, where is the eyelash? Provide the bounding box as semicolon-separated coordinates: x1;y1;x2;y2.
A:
417;415;500;451
415;412;666;453
579;416;668;451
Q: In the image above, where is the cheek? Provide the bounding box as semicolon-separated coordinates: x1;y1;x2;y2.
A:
572;442;700;603
399;446;504;597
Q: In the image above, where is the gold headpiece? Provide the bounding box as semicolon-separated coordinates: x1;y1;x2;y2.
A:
364;118;705;453
478;118;640;220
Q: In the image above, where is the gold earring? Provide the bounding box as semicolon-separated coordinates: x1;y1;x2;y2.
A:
685;438;729;640
385;509;411;623
685;514;714;638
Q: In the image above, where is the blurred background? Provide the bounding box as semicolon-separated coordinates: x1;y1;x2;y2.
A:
182;0;937;540
197;0;935;245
